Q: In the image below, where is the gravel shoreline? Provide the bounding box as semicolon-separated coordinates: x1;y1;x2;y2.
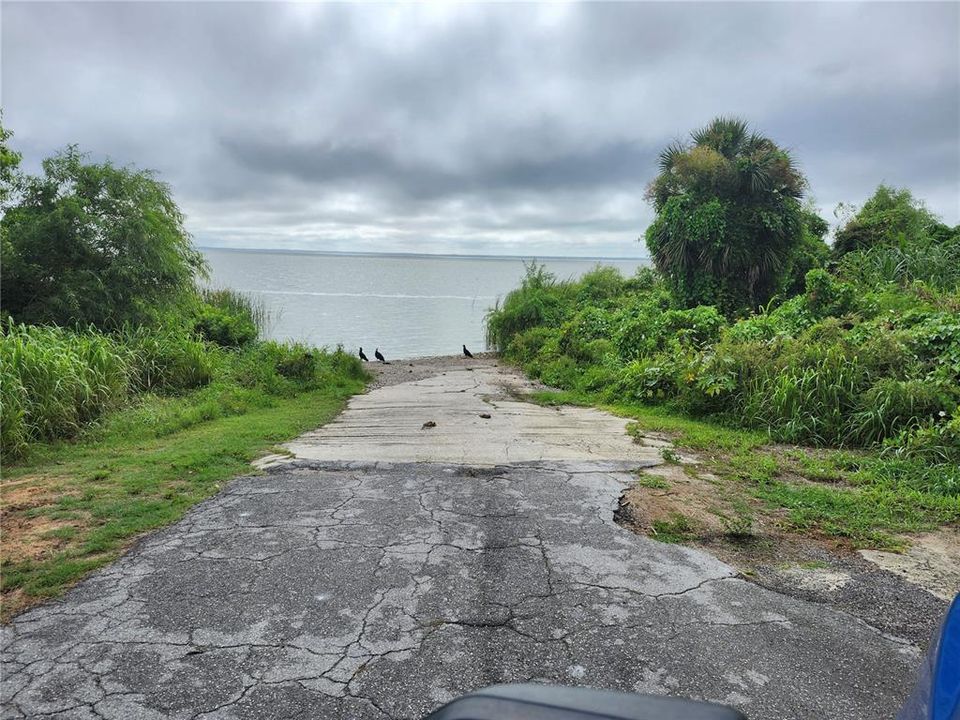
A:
361;352;501;390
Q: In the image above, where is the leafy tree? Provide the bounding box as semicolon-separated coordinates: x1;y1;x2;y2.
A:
781;206;831;298
1;121;24;323
833;184;954;257
1;145;207;328
0;121;22;206
644;117;807;316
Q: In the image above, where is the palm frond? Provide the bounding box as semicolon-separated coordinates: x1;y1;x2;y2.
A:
658;142;686;172
692;117;750;158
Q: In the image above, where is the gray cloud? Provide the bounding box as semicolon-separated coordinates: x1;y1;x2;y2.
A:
3;1;957;256
221;135;656;199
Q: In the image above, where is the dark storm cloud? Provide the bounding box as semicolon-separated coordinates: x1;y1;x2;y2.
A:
3;1;958;256
222;135;656;198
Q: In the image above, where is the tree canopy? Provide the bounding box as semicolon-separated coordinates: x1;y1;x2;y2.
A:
0;122;22;207
833;184;958;257
644;117;808;316
1;145;207;328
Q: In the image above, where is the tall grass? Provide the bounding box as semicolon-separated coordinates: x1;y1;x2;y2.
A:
1;323;129;455
1;318;367;459
740;349;864;445
199;286;273;336
838;240;960;291
119;326;215;391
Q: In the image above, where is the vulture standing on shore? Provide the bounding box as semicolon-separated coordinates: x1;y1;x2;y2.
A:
463;345;474;358
359;347;369;362
375;348;389;364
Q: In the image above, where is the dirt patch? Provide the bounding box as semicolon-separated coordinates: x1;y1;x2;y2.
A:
615;462;774;544
616;462;950;647
2;475;84;565
0;589;31;620
1;514;80;564
860;529;960;601
1;476;63;510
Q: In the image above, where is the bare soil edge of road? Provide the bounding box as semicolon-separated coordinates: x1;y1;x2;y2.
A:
615;451;954;647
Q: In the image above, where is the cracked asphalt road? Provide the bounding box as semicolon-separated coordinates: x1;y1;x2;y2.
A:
1;364;922;719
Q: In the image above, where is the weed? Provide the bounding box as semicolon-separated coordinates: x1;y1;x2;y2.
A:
637;475;671;490
660;448;681;464
651;513;697;543
721;512;755;541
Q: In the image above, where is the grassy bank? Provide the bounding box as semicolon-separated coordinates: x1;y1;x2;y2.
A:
529;388;958;549
487;261;960;550
1;290;368;619
1;338;366;620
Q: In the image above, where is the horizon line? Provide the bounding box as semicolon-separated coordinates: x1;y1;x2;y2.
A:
197;246;651;262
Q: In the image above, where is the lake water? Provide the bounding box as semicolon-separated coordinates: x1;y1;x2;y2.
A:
203;249;647;359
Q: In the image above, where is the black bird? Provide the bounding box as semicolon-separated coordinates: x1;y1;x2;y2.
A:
359;347;369;362
375;348;389;364
462;344;474;359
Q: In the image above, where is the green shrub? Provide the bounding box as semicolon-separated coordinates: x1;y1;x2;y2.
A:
613;294;670;361
193;305;258;348
610;357;678;403
121;326;215;392
559;308;615;362
326;346;368;382
576;363;619;393
661;306;726;348
578;339;616;366
850;379;957;446
199;288;269;333
226;341;364;397
614;312;660;361
576;266;626;305
275;347;316;382
486;263;574;351
540;356;580;390
504;326;562;367
674;350;739;414
484;240;960;456
804;269;855;318
833;185;951;258
904;311;960;380
623;267;662;293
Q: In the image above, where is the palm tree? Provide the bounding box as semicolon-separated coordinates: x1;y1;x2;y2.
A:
645;117;807;315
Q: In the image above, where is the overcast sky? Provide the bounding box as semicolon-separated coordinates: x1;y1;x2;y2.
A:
3;2;958;257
